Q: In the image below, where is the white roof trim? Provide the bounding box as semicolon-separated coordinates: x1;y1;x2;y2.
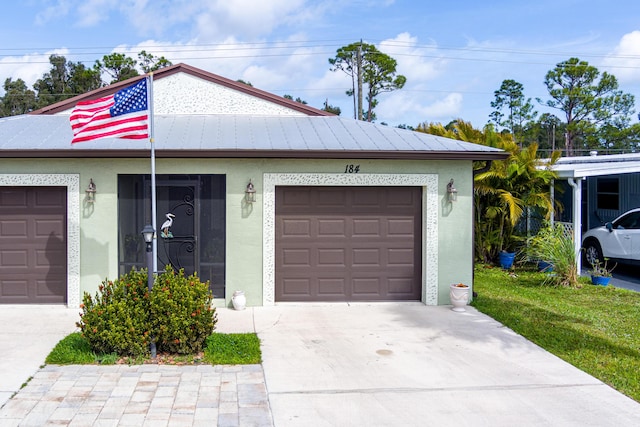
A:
546;153;640;178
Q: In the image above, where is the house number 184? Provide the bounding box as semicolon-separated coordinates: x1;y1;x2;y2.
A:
344;164;360;173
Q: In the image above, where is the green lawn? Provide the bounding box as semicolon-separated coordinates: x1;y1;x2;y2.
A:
472;264;640;402
46;332;261;366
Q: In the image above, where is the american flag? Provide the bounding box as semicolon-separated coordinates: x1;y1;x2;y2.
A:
70;78;149;143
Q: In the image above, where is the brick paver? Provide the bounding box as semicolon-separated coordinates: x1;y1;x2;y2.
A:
0;364;273;426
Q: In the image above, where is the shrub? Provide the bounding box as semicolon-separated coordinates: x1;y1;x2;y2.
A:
525;223;579;287
77;268;151;357
77;266;217;357
150;266;217;354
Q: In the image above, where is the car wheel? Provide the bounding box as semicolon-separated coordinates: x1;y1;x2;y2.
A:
583;239;604;268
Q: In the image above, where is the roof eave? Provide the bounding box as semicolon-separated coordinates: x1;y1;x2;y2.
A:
0;149;510;161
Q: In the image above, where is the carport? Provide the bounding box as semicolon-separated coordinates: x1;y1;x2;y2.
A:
548;152;640;275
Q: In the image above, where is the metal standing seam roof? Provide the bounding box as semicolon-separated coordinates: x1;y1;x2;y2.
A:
545;153;640;178
0;114;508;160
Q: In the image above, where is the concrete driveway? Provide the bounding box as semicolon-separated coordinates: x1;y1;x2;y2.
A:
251;304;640;426
0;305;80;407
1;304;639;426
602;263;640;292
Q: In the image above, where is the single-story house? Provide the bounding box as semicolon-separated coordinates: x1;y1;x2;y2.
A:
0;63;507;308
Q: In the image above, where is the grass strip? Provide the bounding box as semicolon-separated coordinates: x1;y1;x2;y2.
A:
472;264;640;402
203;333;262;365
46;331;261;366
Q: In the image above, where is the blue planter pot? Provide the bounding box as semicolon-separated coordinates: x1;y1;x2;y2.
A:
499;251;516;269
538;261;553;273
591;275;610;286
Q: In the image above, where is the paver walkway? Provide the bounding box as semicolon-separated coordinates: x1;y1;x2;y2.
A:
0;364;272;427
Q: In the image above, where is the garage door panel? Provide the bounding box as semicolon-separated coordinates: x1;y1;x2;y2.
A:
1;220;28;237
36;249;66;267
0;189;28;207
317;219;346;236
387;188;419;207
352;248;380;266
387;278;416;295
276;186;421;302
35;188;65;206
36;279;66;298
281;248;311;266
317;278;346;296
353;219;380;236
388;219;415;236
388;248;414;266
281;278;312;297
281;188;311;206
282;219;311;237
352;278;381;296
1;250;29;267
0;280;29;297
315;188;347;207
352;189;382;208
35;219;65;237
317;249;346;267
0;187;67;304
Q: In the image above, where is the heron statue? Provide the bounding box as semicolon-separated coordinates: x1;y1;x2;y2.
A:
160;213;175;238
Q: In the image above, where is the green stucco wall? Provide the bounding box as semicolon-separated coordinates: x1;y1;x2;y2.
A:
0;157;474;307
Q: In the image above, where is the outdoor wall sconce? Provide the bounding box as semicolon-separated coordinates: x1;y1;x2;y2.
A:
447;179;458;202
245;180;256;204
85;178;97;203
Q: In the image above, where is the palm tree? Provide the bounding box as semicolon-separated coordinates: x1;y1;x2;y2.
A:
417;119;560;263
474;140;560;262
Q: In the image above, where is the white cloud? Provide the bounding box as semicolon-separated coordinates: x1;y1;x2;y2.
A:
33;0;316;40
379;33;447;83
34;0;72;26
201;0;307;39
0;49;70;95
421;92;464;118
377;91;463;125
76;0;112;27
603;31;640;83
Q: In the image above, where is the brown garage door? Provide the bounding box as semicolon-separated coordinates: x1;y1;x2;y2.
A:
0;187;67;304
276;186;421;302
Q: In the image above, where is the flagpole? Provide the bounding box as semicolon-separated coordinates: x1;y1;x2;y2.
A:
148;73;158;273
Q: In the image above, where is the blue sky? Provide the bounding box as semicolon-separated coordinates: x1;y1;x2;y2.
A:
2;0;640;128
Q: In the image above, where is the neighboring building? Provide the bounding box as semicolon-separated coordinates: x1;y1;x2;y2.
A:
547;152;640;272
0;63;507;308
551;153;640;229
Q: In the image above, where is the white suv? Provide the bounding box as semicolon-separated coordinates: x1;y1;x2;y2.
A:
582;208;640;267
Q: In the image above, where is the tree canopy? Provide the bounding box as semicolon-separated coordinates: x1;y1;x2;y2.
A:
490;79;537;145
0;51;172;117
0;78;37;116
481;58;639;156
329;41;406;122
416;119;560;262
539;57;637;156
32;55;102;108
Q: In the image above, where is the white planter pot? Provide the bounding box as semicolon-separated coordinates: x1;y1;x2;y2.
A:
449;284;470;312
232;290;246;310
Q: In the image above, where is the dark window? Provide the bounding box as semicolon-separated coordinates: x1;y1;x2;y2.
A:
596;178;619;210
118;174;226;298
